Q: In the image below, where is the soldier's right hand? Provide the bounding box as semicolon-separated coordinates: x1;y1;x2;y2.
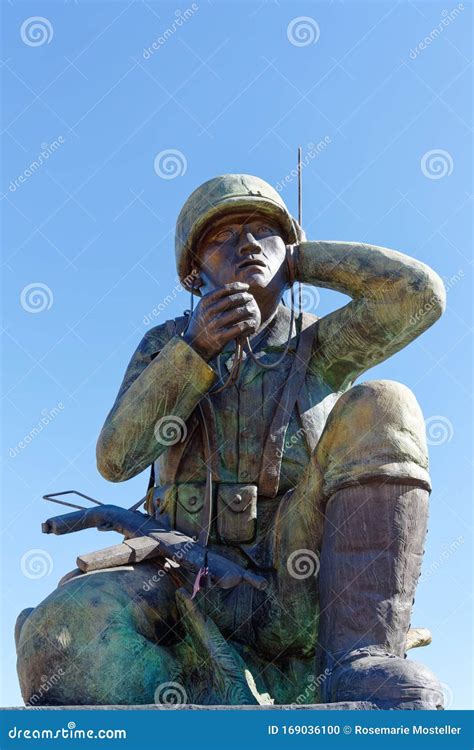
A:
182;283;260;361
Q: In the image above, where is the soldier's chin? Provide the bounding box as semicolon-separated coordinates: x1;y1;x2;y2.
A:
237;266;267;285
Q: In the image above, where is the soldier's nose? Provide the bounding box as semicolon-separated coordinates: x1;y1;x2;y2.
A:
238;232;262;255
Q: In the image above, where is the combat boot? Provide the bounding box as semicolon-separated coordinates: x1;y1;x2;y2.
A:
318;481;444;710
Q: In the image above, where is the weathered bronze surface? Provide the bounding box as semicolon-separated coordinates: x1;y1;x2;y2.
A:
16;174;446;709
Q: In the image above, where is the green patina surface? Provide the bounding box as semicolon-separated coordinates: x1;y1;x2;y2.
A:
16;176;445;707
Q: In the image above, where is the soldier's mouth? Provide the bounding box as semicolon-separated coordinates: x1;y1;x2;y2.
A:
238;259;267;270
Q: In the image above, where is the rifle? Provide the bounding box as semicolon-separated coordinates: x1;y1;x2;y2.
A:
42;492;267;592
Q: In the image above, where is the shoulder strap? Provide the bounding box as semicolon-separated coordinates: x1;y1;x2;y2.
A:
197;395;220;480
258;313;315;498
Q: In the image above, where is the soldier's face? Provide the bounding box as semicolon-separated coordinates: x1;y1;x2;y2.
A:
195;211;289;298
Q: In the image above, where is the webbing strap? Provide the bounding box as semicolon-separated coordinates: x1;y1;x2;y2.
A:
258;313;315;498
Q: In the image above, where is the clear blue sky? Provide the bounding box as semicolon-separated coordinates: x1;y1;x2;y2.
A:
1;0;472;708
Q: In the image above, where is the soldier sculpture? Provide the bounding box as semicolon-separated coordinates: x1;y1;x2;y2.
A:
16;174;446;709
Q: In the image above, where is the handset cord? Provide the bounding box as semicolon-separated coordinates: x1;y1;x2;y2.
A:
243;282;297;370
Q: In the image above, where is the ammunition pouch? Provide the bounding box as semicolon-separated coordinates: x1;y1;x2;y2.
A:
216;483;257;545
153;481;258;546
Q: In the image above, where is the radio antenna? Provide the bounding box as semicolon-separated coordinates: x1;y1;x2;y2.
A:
297;146;302;226
297;146;303;316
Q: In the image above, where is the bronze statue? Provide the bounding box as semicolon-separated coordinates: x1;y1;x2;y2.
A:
16;174;446;709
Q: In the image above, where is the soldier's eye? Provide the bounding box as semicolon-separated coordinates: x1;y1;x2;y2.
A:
213;228;235;243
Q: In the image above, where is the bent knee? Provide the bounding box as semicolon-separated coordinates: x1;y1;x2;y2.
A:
16;571;175;705
316;380;431;497
17;575;133;700
334;379;423;425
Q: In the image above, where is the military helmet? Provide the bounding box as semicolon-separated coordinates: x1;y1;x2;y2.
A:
175;174;305;294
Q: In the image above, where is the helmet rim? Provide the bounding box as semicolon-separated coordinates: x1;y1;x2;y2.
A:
175;175;304;295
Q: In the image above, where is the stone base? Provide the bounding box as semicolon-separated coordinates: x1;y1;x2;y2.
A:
5;702;378;710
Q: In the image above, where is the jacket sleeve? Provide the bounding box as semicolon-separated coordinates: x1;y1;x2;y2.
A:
296;241;446;390
96;326;217;482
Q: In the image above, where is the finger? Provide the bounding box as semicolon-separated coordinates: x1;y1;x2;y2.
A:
207;291;254;315
218;319;257;345
213;306;257;330
202;283;249;303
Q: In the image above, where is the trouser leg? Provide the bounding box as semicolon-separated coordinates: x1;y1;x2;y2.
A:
260;452;325;661
16;563;182;706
